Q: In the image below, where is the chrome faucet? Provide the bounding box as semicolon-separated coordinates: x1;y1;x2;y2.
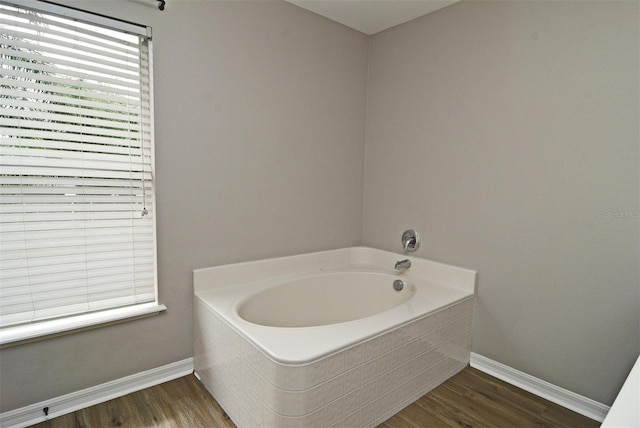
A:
395;259;411;270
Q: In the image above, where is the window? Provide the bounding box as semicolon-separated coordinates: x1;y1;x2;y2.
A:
0;1;163;344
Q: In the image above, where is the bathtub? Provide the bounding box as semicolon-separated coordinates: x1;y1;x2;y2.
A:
194;247;476;428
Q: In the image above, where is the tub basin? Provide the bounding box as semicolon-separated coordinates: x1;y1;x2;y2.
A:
237;272;416;328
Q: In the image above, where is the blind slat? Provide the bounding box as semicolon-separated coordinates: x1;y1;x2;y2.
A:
0;35;139;78
2;98;141;125
1;218;154;233
0;195;148;206
1;235;152;254
1;242;155;262
0;4;145;44
1;128;144;149
1;58;140;101
0;86;141;115
0;47;140;83
1;117;142;141
0;227;153;245
1;145;145;165
1;26;138;63
1;109;143;138
1;174;152;188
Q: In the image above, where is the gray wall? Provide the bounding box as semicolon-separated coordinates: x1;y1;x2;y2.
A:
363;0;639;405
0;1;368;412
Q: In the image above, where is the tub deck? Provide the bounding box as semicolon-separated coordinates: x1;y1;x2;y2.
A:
196;265;472;364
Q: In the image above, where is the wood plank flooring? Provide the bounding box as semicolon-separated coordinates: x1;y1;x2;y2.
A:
31;367;599;428
378;367;599;428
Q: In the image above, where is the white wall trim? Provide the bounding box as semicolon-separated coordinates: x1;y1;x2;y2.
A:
470;353;609;422
0;357;194;428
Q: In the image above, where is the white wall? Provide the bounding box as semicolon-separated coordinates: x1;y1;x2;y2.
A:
363;0;639;405
0;0;368;412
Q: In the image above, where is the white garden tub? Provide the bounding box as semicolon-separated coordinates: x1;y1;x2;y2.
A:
194;246;476;428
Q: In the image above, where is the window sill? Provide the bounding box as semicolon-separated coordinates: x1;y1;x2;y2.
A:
0;303;167;347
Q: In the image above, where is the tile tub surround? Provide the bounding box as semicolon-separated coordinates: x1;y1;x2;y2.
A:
194;296;475;428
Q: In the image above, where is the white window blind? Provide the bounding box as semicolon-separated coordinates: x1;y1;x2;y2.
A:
0;2;157;329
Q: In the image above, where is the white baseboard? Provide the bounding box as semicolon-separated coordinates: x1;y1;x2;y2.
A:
470;353;609;422
0;358;194;428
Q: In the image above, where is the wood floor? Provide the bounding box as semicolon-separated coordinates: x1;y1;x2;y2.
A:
31;367;599;428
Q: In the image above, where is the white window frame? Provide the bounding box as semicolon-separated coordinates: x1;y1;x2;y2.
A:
0;0;165;346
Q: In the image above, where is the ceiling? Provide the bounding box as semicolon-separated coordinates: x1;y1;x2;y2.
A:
285;0;459;35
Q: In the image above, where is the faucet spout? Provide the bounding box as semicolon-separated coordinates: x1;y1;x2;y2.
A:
395;259;411;270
